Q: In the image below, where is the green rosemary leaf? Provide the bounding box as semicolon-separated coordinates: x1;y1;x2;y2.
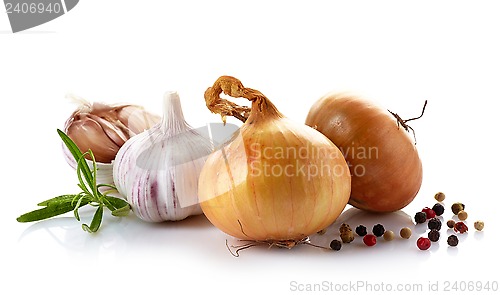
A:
17;130;132;232
37;194;78;207
96;184;117;191
82;204;103;233
73;197;85;221
111;205;131;217
76;156;93;196
17;198;90;223
57;129;93;187
104;196;130;211
87;150;99;198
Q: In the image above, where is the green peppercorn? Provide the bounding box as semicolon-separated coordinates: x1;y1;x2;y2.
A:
355;225;367;236
447;219;456;229
339;223;355;243
383;230;395;241
434;192;446;202
432;203;445;216
428;218;442;231
414;212;427;224
400;227;412;239
330;239;342;251
474;220;484;231
447;235;459;247
428;229;440;242
339;223;351;233
340;231;354;243
451;202;465;215
372;224;385;237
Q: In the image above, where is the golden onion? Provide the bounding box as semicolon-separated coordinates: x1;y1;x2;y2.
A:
198;76;351;242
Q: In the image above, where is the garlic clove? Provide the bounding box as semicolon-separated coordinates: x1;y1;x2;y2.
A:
64;97;160;164
117;105;161;135
66;116;121;163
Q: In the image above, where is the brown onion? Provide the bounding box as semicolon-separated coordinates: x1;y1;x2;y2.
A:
199;76;351;242
305;93;423;212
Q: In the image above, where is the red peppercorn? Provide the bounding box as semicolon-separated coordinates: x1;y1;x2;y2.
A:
363;234;377;246
454;221;469;234
417;237;431;250
422;207;436;219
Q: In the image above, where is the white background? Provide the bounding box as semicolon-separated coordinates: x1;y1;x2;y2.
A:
1;1;499;294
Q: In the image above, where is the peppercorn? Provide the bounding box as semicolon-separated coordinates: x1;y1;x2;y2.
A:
414;212;427;224
428;229;440;242
457;210;468;221
434;192;446;202
447;235;459;246
447;219;456;229
341;231;354;243
428;218;442;231
400;227;412;239
330;239;342;251
451;202;465;215
417;237;431;250
372;224;385;237
432;203;445;216
355;225;367;236
383;230;395;241
339;223;351;233
474;220;484;231
339;223;355;243
363;234;377;246
422;207;436;219
454;221;468;234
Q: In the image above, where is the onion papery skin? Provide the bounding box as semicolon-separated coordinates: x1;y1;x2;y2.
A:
305;93;423;213
199;117;351;241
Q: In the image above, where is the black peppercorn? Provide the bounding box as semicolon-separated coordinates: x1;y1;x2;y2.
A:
414;212;427;224
355;225;367;236
428;229;440;242
447;235;459;247
432;203;445;216
372;224;385;237
428;217;442;231
330;239;342;251
447;220;456;229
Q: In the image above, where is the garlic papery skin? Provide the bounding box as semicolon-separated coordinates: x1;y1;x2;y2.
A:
113;92;212;222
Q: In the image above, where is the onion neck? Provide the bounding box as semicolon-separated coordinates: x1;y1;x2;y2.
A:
204;76;284;124
247;94;284;124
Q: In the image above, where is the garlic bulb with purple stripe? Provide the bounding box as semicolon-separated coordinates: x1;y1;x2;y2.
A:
113;92;212;222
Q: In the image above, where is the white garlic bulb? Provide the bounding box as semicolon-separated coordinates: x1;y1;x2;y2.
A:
113;92;213;222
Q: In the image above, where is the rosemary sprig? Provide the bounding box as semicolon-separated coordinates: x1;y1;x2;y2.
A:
16;129;131;233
